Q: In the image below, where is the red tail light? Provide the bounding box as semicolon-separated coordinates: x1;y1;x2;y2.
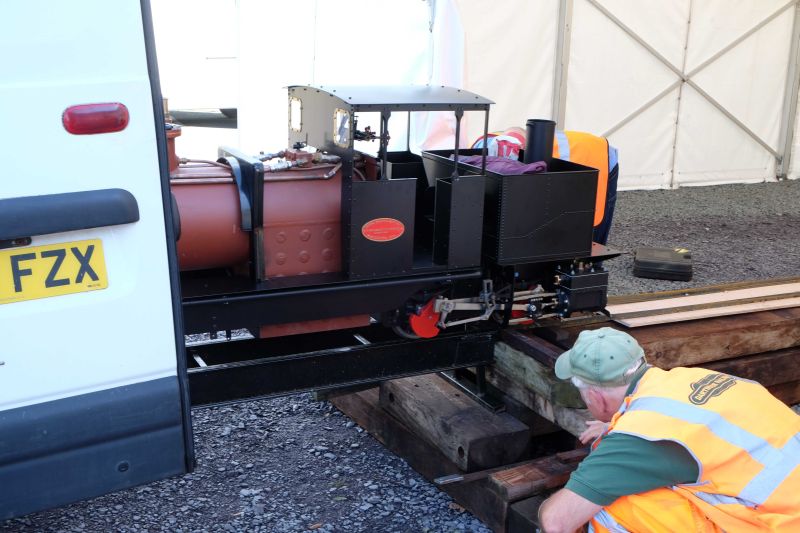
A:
62;103;129;135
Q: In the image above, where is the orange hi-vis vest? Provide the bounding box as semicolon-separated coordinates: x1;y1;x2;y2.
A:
589;367;800;533
553;130;611;227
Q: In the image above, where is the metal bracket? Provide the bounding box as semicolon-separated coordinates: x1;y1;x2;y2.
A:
435;283;557;329
438;367;505;413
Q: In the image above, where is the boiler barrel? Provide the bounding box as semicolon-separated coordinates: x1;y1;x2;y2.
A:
170;162;343;275
171;164;250;271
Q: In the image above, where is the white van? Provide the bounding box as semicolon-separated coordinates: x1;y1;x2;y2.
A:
0;0;193;518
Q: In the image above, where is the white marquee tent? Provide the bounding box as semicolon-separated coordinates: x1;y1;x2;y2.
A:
152;0;800;190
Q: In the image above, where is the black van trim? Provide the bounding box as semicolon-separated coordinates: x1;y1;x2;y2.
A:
140;0;196;472
0;189;139;241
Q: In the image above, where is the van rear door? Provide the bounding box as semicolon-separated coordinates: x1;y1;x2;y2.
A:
0;0;193;518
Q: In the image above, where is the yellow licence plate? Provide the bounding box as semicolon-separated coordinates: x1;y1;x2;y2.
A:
0;239;108;305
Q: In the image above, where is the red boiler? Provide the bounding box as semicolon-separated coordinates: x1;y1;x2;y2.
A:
169;157;368;337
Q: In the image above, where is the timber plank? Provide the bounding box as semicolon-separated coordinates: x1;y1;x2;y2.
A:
507;496;545;533
537;307;800;368
484;364;592;437
331;388;510;532
493;341;583;408
704;347;800;388
380;374;530;471
607;276;800;305
616;297;800;327
489;450;586;502
501;330;562;367
606;282;800;316
631;308;800;367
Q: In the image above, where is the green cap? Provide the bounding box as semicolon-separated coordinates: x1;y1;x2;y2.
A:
554;327;645;386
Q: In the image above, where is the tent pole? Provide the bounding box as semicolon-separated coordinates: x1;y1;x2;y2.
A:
668;0;693;189
777;1;800;179
551;0;573;128
586;0;682;77
685;0;798;79
602;81;681;138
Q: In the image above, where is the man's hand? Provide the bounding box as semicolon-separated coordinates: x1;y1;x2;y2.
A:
579;420;608;445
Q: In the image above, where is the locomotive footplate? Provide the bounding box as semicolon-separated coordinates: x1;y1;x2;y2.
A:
180;268;483;335
187;325;496;406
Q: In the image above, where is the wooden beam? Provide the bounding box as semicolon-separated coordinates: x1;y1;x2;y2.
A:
507;496;545;533
380;374;531;471
705;347;800;388
501;329;563;367
331;388;511;532
484;363;592;437
630;308;800;366
489;449;586;502
537;308;800;368
493;341;584;408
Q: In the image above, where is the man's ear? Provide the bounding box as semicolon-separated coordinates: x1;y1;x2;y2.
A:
595;389;612;412
586;387;613;417
585;387;602;407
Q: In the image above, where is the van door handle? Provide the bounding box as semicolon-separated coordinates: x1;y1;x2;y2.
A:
0;188;139;240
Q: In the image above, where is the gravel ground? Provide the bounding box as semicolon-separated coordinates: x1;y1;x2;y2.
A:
3;180;800;532
5;399;487;533
605;180;800;295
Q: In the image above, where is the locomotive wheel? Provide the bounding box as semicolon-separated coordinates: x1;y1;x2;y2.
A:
392;324;420;339
408;299;441;338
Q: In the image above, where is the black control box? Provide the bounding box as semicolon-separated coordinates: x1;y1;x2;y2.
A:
633;247;693;281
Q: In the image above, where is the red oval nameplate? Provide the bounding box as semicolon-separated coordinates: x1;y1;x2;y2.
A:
362;218;405;242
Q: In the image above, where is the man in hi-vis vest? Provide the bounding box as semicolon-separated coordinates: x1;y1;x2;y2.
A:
538;328;800;532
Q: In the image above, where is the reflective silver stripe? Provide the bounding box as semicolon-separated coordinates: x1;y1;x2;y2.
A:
627;397;781;463
628;396;798;505
555;130;570;160
592;509;631;532
608;144;618;169
738;434;800;505
692;491;758;508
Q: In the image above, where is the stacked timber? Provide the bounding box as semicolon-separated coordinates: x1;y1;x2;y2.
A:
331;380;585;533
379;375;530;471
536;311;800;404
494;307;800;435
332;281;800;531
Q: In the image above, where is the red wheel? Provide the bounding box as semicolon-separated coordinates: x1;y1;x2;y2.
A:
408;299;441;338
510;309;533;325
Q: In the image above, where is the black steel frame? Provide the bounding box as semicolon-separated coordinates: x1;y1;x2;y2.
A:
188;327;496;406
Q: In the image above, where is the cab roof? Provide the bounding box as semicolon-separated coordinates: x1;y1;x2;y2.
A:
288;85;493;111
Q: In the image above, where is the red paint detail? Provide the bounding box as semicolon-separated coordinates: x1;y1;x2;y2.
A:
409;299;441;338
259;315;370;338
362;218;405;242
511;309;534;325
63;103;129;135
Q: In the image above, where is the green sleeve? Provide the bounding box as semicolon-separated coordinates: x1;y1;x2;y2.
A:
564;433;699;506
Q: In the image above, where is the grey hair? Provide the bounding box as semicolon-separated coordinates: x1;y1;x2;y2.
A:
570;358;644;391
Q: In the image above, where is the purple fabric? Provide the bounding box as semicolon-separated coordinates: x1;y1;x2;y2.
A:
451;155;547;175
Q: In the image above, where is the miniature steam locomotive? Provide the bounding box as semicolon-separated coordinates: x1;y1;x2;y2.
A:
169;86;616;340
